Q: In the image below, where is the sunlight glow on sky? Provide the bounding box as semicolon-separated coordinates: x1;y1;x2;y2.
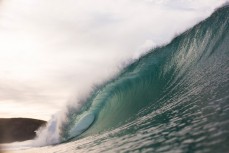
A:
0;0;227;120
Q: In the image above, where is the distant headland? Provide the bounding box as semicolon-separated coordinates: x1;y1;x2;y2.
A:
0;118;46;143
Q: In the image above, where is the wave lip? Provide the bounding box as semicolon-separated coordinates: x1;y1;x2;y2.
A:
7;4;228;153
58;5;229;149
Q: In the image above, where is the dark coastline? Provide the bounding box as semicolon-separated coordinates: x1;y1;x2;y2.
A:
0;118;46;143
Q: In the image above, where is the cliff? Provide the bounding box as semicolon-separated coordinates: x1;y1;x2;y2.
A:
0;118;46;143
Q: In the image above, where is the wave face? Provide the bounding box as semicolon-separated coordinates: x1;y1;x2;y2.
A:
20;5;229;153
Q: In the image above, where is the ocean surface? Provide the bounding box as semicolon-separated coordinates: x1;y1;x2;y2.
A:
5;5;229;153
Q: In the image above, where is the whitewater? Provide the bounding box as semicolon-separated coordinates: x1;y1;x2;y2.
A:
2;1;229;153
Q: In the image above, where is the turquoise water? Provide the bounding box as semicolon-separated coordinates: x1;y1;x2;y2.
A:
11;5;229;153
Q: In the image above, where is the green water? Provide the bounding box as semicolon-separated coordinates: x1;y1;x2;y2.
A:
11;5;229;153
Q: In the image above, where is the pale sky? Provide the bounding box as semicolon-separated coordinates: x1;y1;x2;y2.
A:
0;0;227;120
